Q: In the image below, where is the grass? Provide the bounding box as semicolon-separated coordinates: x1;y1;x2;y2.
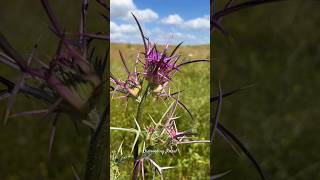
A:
110;43;210;179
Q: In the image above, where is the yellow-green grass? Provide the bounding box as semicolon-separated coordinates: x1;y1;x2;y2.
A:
110;43;210;179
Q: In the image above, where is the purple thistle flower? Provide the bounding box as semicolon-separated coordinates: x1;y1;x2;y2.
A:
110;73;141;98
111;14;209;105
131;13;209;88
111;50;142;100
143;41;180;86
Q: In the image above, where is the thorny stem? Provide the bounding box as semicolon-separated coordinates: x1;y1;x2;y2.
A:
133;83;151;162
80;0;89;58
84;103;109;180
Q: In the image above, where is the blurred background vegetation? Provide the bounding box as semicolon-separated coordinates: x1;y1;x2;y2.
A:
213;0;320;180
1;0;320;180
0;0;106;179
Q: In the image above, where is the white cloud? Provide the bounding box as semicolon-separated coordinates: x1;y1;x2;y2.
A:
110;0;158;22
131;9;159;22
110;21;138;34
161;14;210;30
111;32;140;43
110;21;140;43
184;16;210;30
110;5;209;45
110;21;208;45
148;29;199;45
161;14;184;25
110;0;135;19
110;23;202;44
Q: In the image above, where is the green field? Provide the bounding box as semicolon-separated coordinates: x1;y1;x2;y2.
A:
110;43;210;179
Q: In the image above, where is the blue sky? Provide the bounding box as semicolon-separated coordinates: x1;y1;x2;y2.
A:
110;0;209;45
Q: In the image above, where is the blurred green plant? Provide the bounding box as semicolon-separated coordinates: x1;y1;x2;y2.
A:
211;0;286;180
0;0;109;179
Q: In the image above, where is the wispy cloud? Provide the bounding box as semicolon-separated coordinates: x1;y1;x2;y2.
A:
110;21;140;43
111;0;158;22
184;16;210;30
110;0;209;44
161;14;184;25
110;21;138;34
161;14;210;30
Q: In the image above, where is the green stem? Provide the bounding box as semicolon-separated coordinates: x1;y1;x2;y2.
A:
133;83;150;161
84;103;109;180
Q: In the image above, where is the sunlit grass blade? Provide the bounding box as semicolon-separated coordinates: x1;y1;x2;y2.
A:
156;101;175;127
110;127;138;133
211;81;222;142
71;165;81;180
0;52;19;69
10;109;48;118
148;114;157;126
132;117;142;153
117;140;124;156
4;74;25;125
0;32;28;71
224;0;235;8
141;159;145;180
170;95;193;120
110;127;140;153
217;128;241;156
211;169;232;179
148;158;174;180
48;114;59;158
161;166;175;170
149;158;163;180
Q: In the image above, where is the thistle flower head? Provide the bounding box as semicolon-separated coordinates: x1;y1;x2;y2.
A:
131;13;208;87
111;14;208;102
111;49;142;99
111;72;141;98
143;42;180;86
0;0;108;127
